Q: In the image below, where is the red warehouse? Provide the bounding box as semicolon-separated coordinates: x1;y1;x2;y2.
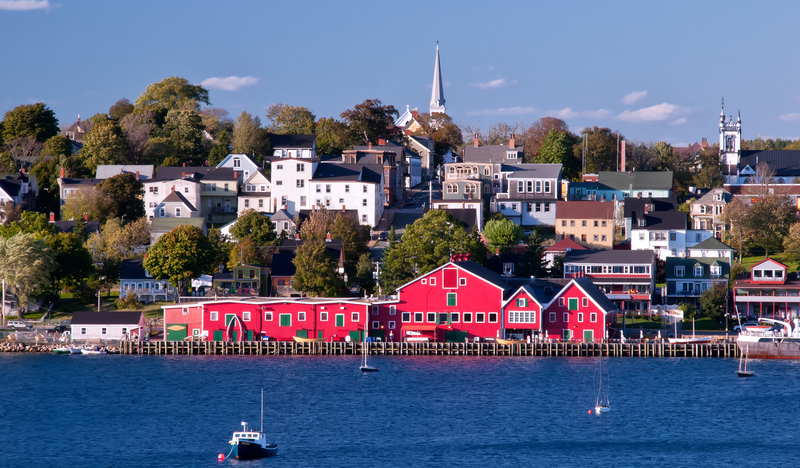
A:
162;303;204;341
541;277;617;342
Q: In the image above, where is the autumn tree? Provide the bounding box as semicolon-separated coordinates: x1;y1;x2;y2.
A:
292;240;344;297
200;107;233;138
232;111;270;163
3;135;42;168
299;206;340;240
85;217;150;288
721;198;751;262
0;211;56;239
747;194;796;257
109;98;135;121
782;223;800;265
78;120;129;173
120;111;155;164
266;103;316;135
100;173;145;220
143;225;215;295
411;112;464;165
227;236;262;269
2;103;59;143
522;117;570;162
61;186;116;221
340;99;400;147
0;233;57;317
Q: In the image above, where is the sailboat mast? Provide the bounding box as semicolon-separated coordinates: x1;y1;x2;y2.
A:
260;388;264;433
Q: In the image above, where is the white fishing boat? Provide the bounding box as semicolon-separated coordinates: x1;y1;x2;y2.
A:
224;389;278;460
80;346;107;355
737;318;800;359
594;359;610;414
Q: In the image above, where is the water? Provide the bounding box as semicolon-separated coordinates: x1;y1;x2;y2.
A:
2;354;800;468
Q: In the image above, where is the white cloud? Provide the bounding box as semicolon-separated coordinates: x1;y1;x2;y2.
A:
471;79;509;90
199;76;258;91
780;113;800;121
670;118;687;125
617;102;682;122
622;90;647;105
466;106;535;116
0;0;49;11
553;107;611;119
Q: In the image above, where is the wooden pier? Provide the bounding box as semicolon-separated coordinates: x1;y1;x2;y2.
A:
118;340;741;358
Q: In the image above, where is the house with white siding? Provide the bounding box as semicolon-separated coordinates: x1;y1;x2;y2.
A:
70;311;147;342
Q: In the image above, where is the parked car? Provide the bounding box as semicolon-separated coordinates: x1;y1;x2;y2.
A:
7;320;33;330
378;232;388;241
405;197;416;206
46;325;70;334
734;321;759;332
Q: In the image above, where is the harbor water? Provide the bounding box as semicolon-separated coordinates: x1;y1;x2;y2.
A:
2;354;799;467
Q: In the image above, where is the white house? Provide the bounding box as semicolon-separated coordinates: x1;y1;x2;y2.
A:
310;164;384;226
119;259;178;303
270;158;316;214
142;176;201;221
631;226;714;260
271;134;316;159
238;169;272;215
216;154;261;183
70;311;147;342
154;191;200;219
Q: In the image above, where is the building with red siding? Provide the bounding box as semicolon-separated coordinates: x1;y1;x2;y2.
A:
542;277;617;342
162;303;204;341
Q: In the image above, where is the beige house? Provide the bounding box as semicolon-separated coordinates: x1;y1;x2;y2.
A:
555;201;615;249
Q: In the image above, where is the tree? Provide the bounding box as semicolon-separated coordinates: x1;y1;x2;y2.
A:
299;206;340;240
783;223;800;265
0;233;57;317
134;76;211;125
699;283;728;321
207;227;233;271
315;117;349;155
355;253;376;295
537;128;580;180
78;120;129;173
581;127;622;173
120;111;155;164
340;99;400;147
200;107;233;137
109;98;135;121
2;103;59;143
721;198;752;262
100;173;145;221
143;225;215;295
0;211;56;239
483;218;523;252
330;213;370;277
517;232;548;278
410;113;464;165
230;209;276;246
41;135;73;158
85;217;150;288
208;130;231;166
227;236;262;269
549;255;564;278
232;111;270;162
292;240;344;297
159;109;205;166
266;103;316;135
522;117;570;162
653;141;679;171
61;186;116;221
747;194;796;257
692;146;724;189
4;135;42;168
379;226;410;294
46;232;95;290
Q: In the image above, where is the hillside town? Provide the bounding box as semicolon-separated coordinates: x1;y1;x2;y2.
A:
3;45;800;346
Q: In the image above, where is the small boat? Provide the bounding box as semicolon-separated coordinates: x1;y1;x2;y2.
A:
360;315;378;372
69;347;83;354
80;346;107;355
52;346;71;354
227;390;278;460
594;358;610;414
667;336;712;344
737;345;754;377
292;335;325;343
496;337;526;345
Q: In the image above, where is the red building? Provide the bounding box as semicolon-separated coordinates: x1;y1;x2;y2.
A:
162;304;204;341
542;277;617;342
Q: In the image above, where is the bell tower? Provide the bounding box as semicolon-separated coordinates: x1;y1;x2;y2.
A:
719;98;741;180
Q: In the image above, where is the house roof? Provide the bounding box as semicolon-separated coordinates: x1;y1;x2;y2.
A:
739;150;800;176
545;238;587;253
623;197;679;218
270;252;296;277
150;217;205;232
451;260;511;290
555;201;615;220
217;153;259;169
503;164;562;179
665;257;730;280
59;178;103;187
160;191;198;212
689;237;733;251
463;143;524;164
71;311;144;326
270;209;294;222
120;259;153;281
694;188;732;204
598;171;674;191
95;165;154;180
751;258;788;270
442;208;476;234
630;209;687;231
154;166;237;182
52;220;101;235
563;249;655;265
270;134;315;149
311;163;382;184
571;277;619;312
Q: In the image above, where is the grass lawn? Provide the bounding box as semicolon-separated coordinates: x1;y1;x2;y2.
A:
614;317;668;329
687;317;726;331
17;292;167;324
740;253;799;273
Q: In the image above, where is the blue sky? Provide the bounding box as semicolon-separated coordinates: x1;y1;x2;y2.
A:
2;0;800;146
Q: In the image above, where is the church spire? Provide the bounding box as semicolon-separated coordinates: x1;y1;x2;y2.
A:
430;42;446;114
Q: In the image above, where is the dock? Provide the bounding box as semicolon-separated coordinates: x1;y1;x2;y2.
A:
117;340;741;358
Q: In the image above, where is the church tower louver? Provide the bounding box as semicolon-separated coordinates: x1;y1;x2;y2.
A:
719;98;742;182
430;43;446;114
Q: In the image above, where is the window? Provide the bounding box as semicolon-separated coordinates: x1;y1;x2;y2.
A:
601;235;606;242
363;185;368;193
260;185;266;192
447;293;457;306
299;196;306;207
535;181;542;193
517;298;528;307
593;220;599;227
298;311;306;322
535;203;541;212
593;235;598;242
675;266;685;277
429;277;436;286
351;312;359;322
558;297;565;307
544;203;550;212
210;311;218;321
371;321;380;330
459;278;466;286
463;313;473;323
517;181;524;193
159;208;165;217
362;199;367;207
450;312;460;323
276;164;283;170
335;314;345;327
507;151;518;159
526;181;533;192
582;220;587;227
316;184;321;193
414;312;424;322
326;185;331;193
473;313;484;323
570;220;575;227
361;214;367;223
544;181;551;193
639;233;645;240
488;313;498;323
582;297;588;307
279;314;291;327
549;312;556;323
297;163;304;172
446;184;457;194
568;298;578;310
590;313;597;322
670;232;677;241
402;312;411;323
388;321;396;329
561;220;567;227
563;312;569;322
101;327;107;335
244;199;250;208
296;180;304;188
601;221;607;227
427;312;436;323
320;311;328;321
175;207;182;217
694;265;703;277
339;198;344;204
578;313;584;323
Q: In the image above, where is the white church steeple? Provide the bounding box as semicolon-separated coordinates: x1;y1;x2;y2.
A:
719;97;742;182
430;42;446;114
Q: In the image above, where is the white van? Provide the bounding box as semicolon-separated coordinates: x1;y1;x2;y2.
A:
7;320;33;330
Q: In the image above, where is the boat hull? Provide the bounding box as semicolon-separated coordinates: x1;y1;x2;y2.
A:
496;338;526;345
292;336;325;343
360;366;379;372
231;441;278;460
668;337;711;344
736;339;800;359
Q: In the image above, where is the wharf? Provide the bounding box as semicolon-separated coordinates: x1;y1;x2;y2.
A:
119;340;741;358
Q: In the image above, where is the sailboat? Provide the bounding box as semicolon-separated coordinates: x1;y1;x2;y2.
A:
736;345;754;377
226;389;278;460
360;314;378;372
594;359;610;414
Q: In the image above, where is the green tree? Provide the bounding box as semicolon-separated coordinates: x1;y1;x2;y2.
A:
537;128;579;180
143;225;215;295
699;283;728;320
483;218;523;252
46;232;95;290
721;197;752;262
207;227;233;271
379;226;410;294
292;240;344;297
747;194;796;257
517;232;548;278
523;117;570;162
549;255;564;278
79;120;129;173
41;135;73;158
692;146;724;189
266;103;316;134
230;209;276;246
330;213;370;265
315;117;349;155
134;76;211;125
232;111;270;163
160;109;205;166
580;127;622;173
653;141;679;171
109;98;135;121
227;236;262;269
100;173;145;220
783;223;800;265
340;99;400;147
208;130;231;166
61;187;117;221
2;103;59;143
0;233;57;317
0;211;56;239
355;253;376;295
85;217;150;288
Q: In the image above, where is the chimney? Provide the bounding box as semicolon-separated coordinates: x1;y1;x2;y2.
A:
60;167;65;179
404;129;412;136
49;212;55;223
326;231;332;242
342;205;346;212
182;163;186;167
620;140;626;172
83;212;88;222
495;247;500;254
411;109;418;119
282;204;287;211
172;185;175;192
234;172;238;179
378;138;385;146
135;171;140;180
508;134;515;149
701;138;707;148
295;233;300;240
368;141;372;150
473;133;479;147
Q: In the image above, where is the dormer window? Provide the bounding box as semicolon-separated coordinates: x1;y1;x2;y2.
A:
694;265;703;277
233;158;241;168
715;193;723;201
637;218;646;227
506;151;518;159
710;266;721;277
675;266;685;277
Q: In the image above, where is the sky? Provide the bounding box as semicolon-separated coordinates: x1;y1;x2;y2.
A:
2;0;800;147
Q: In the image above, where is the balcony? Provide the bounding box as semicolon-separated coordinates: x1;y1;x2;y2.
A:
445;173;482;181
212;206;236;213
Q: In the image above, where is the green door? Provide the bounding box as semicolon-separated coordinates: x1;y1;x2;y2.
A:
583;330;593;343
562;329;572;341
349;331;362;342
225;314;236;326
166;324;187;341
247;330;253;341
213;330;223;342
318;330;324;339
232;330;238;341
370;330;385;339
445;331;469;342
335;314;345;327
296;329;308;339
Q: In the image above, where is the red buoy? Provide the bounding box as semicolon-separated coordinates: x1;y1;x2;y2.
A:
588;410;592;414
218;453;225;461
